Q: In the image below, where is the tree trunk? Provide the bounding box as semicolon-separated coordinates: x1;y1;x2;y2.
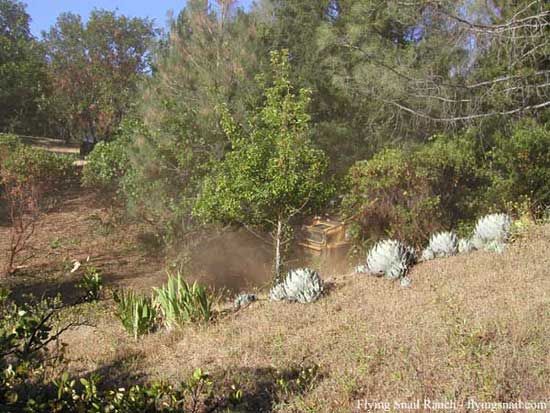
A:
274;218;283;282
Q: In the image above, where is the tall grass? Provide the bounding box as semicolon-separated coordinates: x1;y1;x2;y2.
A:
153;273;212;329
113;289;156;340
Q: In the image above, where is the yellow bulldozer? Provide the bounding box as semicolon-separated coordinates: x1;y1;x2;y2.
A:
298;217;352;257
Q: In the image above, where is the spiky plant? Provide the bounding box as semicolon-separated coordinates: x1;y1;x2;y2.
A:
366;239;417;280
153;273;212;329
458;238;474;254
76;266;103;302
471;213;512;251
355;264;368;274
269;268;324;303
421;231;458;261
233;293;257;309
400;276;412;288
113;289;156;340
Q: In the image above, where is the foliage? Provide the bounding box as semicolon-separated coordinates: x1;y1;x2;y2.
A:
489;120;550;212
42;9;157;141
342;149;442;245
82;135;130;191
0;0;49;134
342;131;494;246
1;145;74;189
269;268;324;303
153;273;212;329
365;239;417;280
50;367;214;413
0;290;225;412
421;231;459;261
471;213;512;251
195;50;331;279
76;266;103;302
0;291;68;408
113;289;156;340
0;145;74;275
122;1;261;243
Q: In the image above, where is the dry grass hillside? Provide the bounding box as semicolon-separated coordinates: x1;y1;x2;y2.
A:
1;190;549;412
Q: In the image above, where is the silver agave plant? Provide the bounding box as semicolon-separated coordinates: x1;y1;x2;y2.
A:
421;231;458;261
233;293;257;309
366;239;417;280
269;268;324;303
471;213;512;251
458;238;474;254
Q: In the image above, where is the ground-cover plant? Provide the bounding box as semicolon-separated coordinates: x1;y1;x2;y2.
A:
113;289;156;340
0;289;75;408
421;231;459;261
269;268;324;303
76;266;103;302
153;273;212;329
365;239;417;280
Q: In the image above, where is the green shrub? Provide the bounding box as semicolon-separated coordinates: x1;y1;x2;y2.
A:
1;145;75;189
415;134;490;226
153;273;212;329
342;148;442;245
342;134;493;247
0;290;66;407
489;120;550;212
82;139;129;190
0;133;19;159
0;290;225;412
113;289;156;340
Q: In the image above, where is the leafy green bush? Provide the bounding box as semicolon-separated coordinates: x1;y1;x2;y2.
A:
76;266;103;302
342;148;442;245
153;273;212;329
342;134;491;247
113;289;156;340
1;145;75;189
0;133;19;159
0;289;227;412
0;290;66;408
82;139;129;190
489;120;550;212
415;134;490;226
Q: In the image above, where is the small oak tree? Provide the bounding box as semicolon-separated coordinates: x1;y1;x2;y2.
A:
194;50;330;281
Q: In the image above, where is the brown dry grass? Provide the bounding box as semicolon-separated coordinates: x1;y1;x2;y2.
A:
63;229;550;412
2;189;549;412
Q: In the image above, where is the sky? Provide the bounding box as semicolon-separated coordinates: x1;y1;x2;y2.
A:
25;0;254;37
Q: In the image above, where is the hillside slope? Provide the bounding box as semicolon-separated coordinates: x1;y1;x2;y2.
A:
61;223;550;412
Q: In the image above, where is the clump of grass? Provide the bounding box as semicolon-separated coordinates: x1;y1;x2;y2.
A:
76;266;103;302
153;273;212;329
113;289;156;340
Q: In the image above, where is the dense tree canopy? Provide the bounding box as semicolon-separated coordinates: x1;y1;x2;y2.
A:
0;0;48;134
42;9;157;141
